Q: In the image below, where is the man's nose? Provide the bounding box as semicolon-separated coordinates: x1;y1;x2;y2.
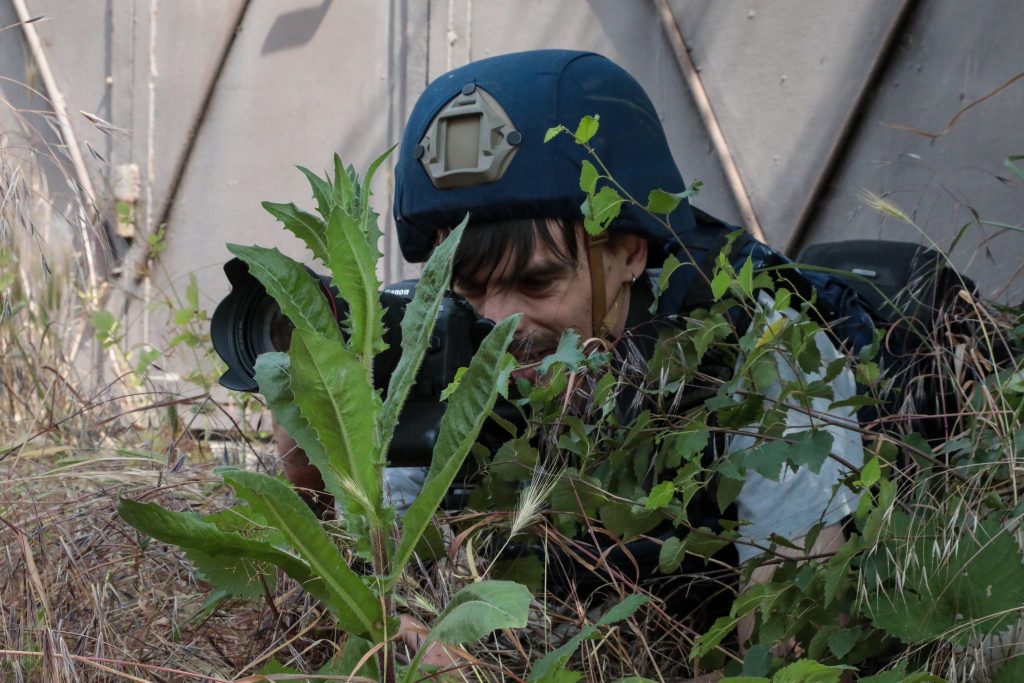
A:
475;292;523;325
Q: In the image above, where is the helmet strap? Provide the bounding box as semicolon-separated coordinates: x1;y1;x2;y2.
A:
586;232;609;336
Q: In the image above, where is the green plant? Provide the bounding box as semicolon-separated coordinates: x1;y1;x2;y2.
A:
455;118;1024;681
118;154;533;681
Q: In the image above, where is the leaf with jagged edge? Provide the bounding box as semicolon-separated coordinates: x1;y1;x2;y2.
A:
332;154;358;214
255;352;345;504
325;205;384;362
389;315;519;586
359;146;396;243
220;470;383;639
298;165;333;220
288;329;382;516
380;216;467;453
261;202;328;263
226;244;337;340
117;498;324;600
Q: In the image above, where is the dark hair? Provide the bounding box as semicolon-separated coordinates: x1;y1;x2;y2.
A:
451;217;627;285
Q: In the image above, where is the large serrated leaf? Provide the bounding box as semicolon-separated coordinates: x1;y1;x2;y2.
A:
226;244;337;340
254;352;344;503
325;207;384;361
220;470;382;638
390;315;519;584
261;201;328;263
380;216;467;451
117;498;315;596
299;165;334;219
288;330;381;513
332;154;358;213
359;146;396;236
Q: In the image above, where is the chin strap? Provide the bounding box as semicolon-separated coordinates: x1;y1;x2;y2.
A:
586;232;609;336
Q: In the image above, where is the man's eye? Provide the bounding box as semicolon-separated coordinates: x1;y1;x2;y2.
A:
519;279;553;294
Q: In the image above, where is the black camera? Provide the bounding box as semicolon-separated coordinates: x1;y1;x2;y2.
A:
211;257;506;466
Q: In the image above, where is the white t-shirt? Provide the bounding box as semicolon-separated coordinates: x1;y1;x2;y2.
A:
730;292;864;563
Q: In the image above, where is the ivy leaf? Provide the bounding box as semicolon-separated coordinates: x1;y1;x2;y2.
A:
544;124;567;143
663;424;709;468
581;185;623;236
658;536;686;573
741;644;772;677
646;188;683;215
645;481;676;510
857;456;882;488
539;329;586;374
738;439;790;481
579;160;600;194
710;268;732;300
788;430;834;474
737;256;755;297
827;627;862;659
773;659;850;683
574;114;600;144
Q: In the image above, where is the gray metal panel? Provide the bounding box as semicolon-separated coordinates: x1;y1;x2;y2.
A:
667;0;907;248
160;1;398;320
23;0;245;240
803;0;1024;302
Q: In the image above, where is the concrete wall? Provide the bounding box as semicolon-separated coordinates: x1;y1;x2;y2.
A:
3;0;1022;381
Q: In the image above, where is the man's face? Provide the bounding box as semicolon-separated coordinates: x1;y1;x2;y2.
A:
452;221;646;382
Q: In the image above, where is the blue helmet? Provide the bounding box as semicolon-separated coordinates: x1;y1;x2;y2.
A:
393;50;701;268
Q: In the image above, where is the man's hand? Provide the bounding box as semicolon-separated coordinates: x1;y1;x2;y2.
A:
398;614;466;670
273;420;333;518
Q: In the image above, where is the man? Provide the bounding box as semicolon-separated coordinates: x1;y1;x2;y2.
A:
392;49;864;568
281;50;865;653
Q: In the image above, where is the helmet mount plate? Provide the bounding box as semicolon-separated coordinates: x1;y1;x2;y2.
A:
417;85;519;190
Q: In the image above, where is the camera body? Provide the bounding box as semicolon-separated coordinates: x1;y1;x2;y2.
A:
211;257;503;466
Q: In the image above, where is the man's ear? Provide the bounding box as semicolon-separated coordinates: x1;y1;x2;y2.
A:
617;233;648;279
